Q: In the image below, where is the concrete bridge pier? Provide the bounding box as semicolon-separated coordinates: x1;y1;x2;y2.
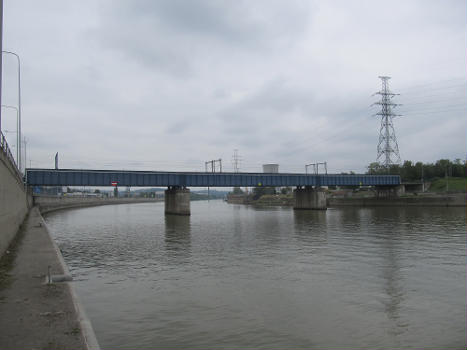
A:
375;185;405;198
165;186;190;215
294;186;327;210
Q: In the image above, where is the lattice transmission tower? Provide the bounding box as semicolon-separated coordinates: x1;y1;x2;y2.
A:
232;149;242;172
372;76;402;168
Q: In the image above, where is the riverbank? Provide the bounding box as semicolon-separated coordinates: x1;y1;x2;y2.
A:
0;207;99;349
328;193;466;207
34;195;163;214
226;192;466;207
0;196;167;349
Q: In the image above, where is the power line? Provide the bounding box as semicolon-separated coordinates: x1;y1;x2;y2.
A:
401;97;466;107
398;79;466;92
399;83;466;96
401;107;467;116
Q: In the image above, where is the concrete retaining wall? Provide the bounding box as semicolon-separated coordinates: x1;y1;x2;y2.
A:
0;151;31;257
34;196;162;214
328;193;466;207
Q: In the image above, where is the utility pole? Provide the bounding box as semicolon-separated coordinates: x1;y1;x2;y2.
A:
421;164;424;192
205;158;222;201
22;136;27;173
2;51;22;171
205;159;222;173
373;76;402;172
445;166;448;192
305;162;327;175
0;0;3;132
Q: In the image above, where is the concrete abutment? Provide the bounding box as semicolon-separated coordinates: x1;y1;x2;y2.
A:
375;184;405;198
165;186;191;216
293;186;327;210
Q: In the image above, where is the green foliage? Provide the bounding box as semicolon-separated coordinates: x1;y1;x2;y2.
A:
366;159;467;182
232;187;244;194
281;187;292;195
252;186;276;200
428;177;467;192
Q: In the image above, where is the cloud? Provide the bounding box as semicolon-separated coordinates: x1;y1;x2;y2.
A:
95;0;311;76
2;0;465;174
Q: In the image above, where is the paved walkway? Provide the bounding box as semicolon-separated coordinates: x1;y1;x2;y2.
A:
0;207;97;350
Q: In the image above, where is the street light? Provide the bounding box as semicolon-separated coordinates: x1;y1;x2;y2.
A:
2;50;22;172
22;135;27;172
1;104;19;165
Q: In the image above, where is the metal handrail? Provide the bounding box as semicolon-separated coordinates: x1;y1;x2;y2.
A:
0;130;22;177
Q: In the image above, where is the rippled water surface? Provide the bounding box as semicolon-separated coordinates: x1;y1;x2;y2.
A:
45;201;466;349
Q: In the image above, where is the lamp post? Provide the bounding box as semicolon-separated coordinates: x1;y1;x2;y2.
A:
22;135;27;172
1;104;19;165
0;0;3;132
2;50;22;172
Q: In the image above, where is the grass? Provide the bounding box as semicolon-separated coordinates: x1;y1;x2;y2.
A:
428;177;467;192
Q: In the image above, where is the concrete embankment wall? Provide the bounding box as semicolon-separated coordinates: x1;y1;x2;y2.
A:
0;207;99;350
35;196;162;214
0;151;31;257
328;193;466;207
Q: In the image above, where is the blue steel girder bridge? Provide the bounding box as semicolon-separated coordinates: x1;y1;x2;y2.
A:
26;168;401;215
26;168;400;188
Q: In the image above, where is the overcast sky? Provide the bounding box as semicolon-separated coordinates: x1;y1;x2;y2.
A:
2;0;466;173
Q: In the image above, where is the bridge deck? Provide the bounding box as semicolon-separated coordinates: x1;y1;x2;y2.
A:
26;169;400;187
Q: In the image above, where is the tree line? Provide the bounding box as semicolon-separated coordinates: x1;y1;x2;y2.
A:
366;159;467;182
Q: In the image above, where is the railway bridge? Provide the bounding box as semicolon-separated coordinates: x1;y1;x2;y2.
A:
26;168;402;215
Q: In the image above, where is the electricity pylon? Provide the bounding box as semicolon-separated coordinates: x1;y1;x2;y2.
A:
372;76;402;169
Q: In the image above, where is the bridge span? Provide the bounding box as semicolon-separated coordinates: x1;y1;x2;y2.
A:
26;168;401;215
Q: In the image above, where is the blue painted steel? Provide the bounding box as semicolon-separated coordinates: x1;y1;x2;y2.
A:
25;169;401;187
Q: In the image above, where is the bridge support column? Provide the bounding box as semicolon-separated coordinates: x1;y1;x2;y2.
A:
294;186;327;210
165;186;190;216
375;185;405;198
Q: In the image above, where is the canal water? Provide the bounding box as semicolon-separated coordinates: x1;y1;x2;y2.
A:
45;201;466;349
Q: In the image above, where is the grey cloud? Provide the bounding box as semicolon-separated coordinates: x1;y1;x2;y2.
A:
3;0;465;173
105;0;311;45
95;0;311;75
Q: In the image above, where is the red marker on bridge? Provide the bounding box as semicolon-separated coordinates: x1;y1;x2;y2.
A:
111;181;119;198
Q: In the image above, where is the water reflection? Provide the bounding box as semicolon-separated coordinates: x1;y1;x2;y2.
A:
164;215;191;260
293;210;328;246
293;209;327;227
379;230;405;334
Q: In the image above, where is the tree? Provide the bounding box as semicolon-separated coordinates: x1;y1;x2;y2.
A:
367;162;384;174
232;187;244;194
366;158;467;182
281;187;292;195
252;186;275;200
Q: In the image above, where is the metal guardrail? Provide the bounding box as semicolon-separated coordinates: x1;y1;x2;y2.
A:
0;130;22;177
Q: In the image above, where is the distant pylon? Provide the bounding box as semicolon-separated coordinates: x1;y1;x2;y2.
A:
232;149;241;172
372;76;402;168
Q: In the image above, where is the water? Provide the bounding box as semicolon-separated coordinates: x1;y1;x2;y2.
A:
45;201;466;349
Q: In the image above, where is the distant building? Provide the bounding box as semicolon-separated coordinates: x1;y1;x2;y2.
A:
263;164;279;173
